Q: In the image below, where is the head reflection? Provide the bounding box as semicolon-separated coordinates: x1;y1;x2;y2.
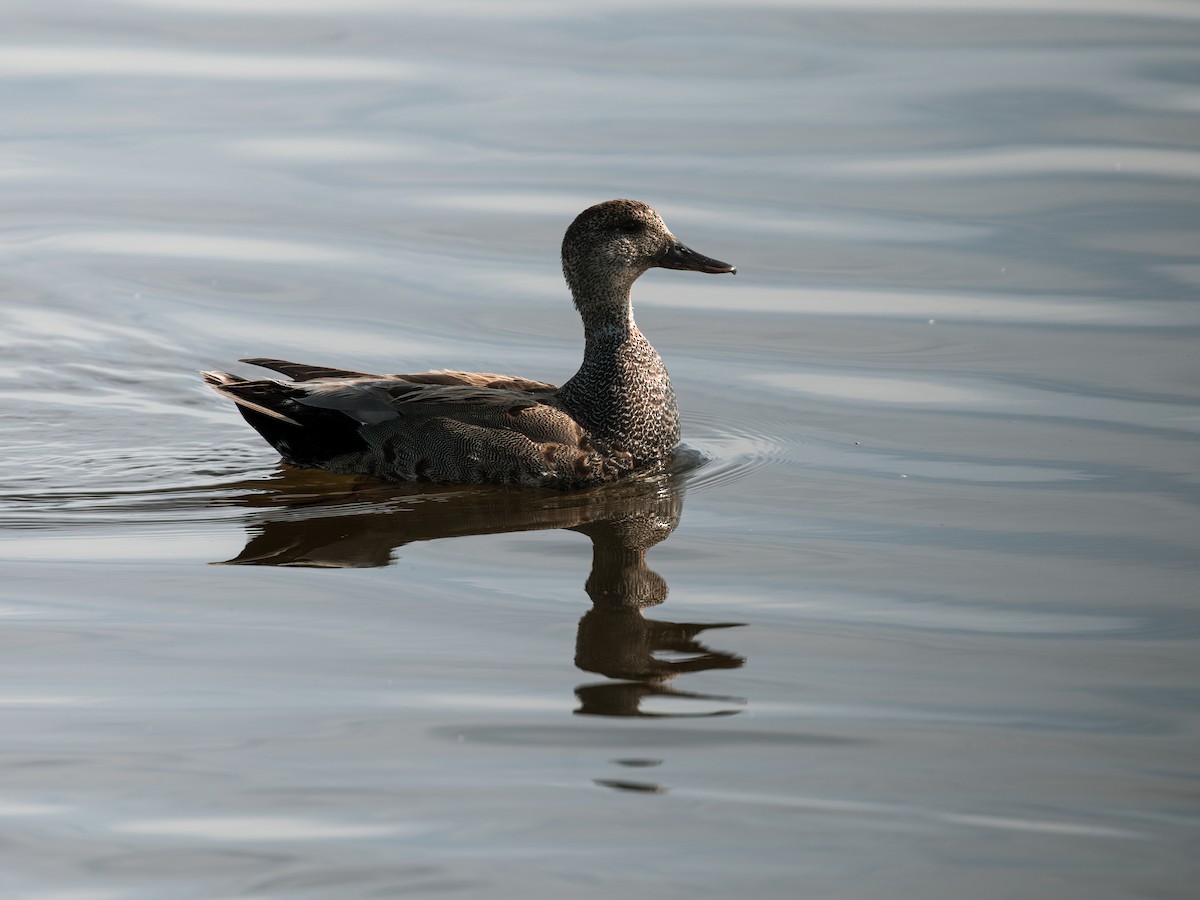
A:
221;465;745;717
570;504;745;717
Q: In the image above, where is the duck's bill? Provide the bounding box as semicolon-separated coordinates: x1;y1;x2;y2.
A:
659;242;737;275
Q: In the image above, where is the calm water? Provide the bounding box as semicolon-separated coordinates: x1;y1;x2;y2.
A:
2;1;1199;897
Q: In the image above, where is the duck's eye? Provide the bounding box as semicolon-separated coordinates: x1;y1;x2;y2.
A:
617;220;647;235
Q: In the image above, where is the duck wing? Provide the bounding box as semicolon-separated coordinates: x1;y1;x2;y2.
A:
386;370;558;392
290;378;557;425
240;358;556;392
206;367;614;486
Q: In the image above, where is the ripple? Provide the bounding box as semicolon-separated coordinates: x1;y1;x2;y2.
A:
752;367;1200;436
645;283;1176;325
115;0;1200;21
113;816;408;840
680;411;793;493
674;786;1146;840
662;199;991;244
792;594;1133;636
228;137;401;164
0;45;412;81
834;145;1200;180
19;231;357;264
755;371;998;406
113;0;667;16
0;801;73;817
0;445;271;531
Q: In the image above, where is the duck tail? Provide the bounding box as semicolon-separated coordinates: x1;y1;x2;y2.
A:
202;372;302;426
202;371;367;465
201;369;245;388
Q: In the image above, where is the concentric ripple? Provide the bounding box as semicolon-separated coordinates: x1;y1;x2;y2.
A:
678;408;794;493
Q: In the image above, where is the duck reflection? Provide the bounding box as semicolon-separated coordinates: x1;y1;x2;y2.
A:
220;466;745;717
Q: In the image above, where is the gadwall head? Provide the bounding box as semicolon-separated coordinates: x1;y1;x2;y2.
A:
561;200;735;309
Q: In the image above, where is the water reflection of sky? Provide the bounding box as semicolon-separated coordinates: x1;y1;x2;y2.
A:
2;1;1199;898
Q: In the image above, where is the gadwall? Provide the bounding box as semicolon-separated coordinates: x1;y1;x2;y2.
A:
203;199;735;489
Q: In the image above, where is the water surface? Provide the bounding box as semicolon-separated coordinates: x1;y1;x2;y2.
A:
2;2;1199;898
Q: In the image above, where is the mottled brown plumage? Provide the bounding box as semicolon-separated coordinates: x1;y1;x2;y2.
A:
203;199;735;489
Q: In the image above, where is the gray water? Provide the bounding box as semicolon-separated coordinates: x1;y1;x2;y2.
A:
2;2;1199;897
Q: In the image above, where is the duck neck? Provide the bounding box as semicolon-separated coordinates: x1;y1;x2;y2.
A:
580;306;639;351
557;281;680;459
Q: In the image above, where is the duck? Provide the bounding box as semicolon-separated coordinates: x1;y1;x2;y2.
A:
202;199;735;489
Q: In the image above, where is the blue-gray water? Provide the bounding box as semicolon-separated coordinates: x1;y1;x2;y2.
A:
2;2;1199;898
